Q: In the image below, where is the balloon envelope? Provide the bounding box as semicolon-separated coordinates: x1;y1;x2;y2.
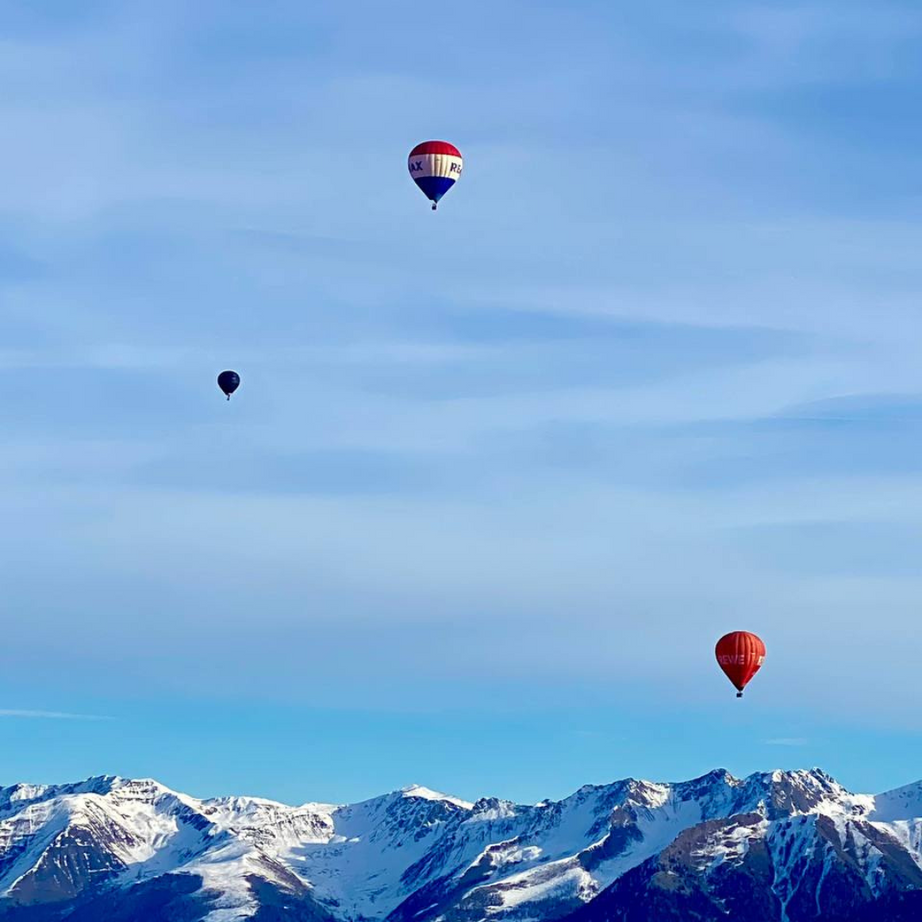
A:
408;141;463;206
715;631;765;696
217;370;240;398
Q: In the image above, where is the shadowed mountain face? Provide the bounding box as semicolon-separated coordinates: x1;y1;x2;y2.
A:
0;771;921;921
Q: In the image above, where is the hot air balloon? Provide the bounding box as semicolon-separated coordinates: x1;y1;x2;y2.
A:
408;141;463;210
715;631;765;698
217;370;240;400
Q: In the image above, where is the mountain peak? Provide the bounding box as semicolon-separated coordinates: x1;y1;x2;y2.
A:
400;783;474;809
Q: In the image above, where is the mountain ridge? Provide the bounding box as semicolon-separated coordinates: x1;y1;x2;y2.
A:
0;769;919;921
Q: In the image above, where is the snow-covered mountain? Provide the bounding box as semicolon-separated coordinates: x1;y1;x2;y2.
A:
1;770;921;921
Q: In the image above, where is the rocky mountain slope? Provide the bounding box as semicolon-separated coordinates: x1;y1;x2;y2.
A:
1;770;921;921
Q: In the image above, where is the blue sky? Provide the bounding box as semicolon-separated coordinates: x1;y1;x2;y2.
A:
3;0;922;806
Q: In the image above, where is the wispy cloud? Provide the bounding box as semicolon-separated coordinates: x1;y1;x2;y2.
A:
0;708;112;721
764;738;809;747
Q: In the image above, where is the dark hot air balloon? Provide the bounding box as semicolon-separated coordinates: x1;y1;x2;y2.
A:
715;631;765;698
408;141;463;210
217;370;240;400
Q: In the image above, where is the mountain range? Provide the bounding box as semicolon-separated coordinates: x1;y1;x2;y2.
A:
2;769;922;921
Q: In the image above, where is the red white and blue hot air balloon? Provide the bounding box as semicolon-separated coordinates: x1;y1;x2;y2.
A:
408;141;463;210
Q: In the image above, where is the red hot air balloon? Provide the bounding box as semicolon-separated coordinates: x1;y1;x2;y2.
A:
715;632;765;698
